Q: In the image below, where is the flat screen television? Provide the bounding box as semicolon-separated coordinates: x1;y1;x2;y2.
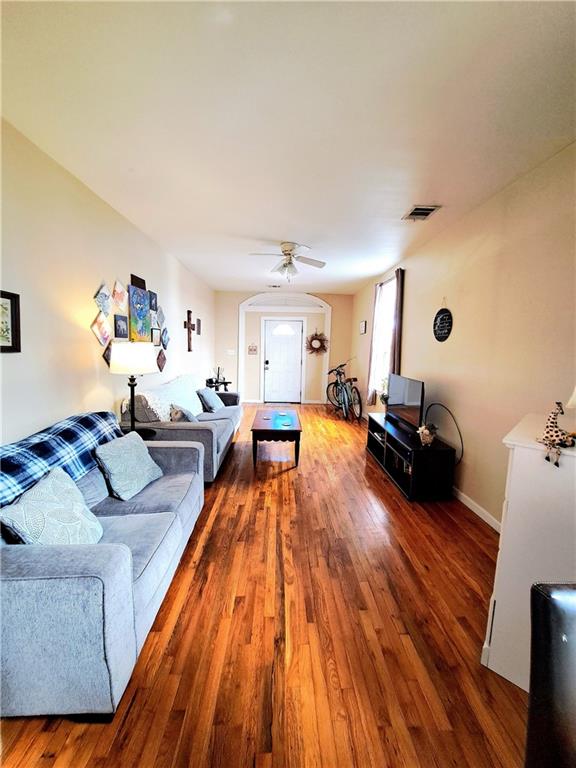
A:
385;373;425;431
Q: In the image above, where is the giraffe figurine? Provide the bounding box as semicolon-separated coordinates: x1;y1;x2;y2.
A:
538;402;575;467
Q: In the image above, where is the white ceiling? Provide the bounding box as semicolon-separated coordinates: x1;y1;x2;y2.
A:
3;2;575;293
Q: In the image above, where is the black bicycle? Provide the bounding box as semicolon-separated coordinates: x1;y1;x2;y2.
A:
326;361;363;421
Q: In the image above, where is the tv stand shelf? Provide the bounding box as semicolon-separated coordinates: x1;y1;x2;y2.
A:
366;412;455;501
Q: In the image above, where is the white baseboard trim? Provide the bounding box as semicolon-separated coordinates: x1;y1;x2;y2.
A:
453;487;501;533
243;399;263;404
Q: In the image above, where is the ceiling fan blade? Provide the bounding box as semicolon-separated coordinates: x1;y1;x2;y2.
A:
294;255;326;269
249;252;283;257
271;259;287;273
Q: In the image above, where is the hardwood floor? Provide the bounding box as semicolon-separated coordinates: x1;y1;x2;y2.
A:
1;405;528;767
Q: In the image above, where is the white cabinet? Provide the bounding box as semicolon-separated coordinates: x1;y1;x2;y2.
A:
481;414;576;691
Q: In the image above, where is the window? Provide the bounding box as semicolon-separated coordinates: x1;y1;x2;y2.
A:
367;268;404;405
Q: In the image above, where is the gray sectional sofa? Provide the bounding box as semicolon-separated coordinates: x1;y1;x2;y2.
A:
0;412;204;717
121;375;242;481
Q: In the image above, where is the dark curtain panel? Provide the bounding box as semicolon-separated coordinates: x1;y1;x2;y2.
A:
390;267;405;375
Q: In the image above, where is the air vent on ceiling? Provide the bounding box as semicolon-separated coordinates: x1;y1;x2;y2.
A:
267;284;282;288
402;204;442;221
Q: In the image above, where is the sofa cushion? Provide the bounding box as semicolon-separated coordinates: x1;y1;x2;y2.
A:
99;512;182;617
92;472;202;530
197;387;224;413
162;378;204;417
196;405;242;431
0;467;103;545
95;433;162;501
170;404;199;423
214;420;234;454
76;467;109;508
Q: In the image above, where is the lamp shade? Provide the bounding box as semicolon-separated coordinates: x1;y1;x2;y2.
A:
109;342;158;375
566;385;576;410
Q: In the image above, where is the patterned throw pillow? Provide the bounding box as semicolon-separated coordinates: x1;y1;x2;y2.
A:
197;387;224;413
0;467;103;545
170;405;199;422
95;432;163;501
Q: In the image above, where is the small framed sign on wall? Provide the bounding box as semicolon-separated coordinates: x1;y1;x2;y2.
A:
433;307;453;342
359;320;367;335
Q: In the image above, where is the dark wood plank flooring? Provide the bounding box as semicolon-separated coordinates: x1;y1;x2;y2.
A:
1;405;528;767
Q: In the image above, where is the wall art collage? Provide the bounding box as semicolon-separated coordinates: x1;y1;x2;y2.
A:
90;274;170;371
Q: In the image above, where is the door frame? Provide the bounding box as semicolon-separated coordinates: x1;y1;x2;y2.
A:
238;292;332;404
261;317;307;404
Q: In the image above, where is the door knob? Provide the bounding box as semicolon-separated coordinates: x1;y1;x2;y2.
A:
264;359;269;370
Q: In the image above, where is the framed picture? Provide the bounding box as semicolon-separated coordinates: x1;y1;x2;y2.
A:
130;274;146;290
196;318;202;336
114;314;129;339
161;327;170;350
0;291;21;353
248;343;257;355
128;285;151;342
150;310;158;328
94;283;112;316
112;280;128;313
102;343;112;367
149;291;158;311
156;306;165;328
151;328;161;347
359;320;367;335
91;311;112;347
157;349;167;372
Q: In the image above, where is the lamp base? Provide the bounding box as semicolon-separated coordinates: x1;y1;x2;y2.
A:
128;375;137;432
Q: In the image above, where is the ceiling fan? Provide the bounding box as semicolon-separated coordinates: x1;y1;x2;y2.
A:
250;241;326;281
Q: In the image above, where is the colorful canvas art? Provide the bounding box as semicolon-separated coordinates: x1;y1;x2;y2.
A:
112;280;128;313
150;310;158;329
91;312;112;347
151;328;161;347
149;291;158;311
94;284;112;316
128;285;151;342
156;306;165;328
161;327;170;350
157;349;166;371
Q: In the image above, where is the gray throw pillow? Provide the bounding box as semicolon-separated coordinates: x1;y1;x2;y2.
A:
197;387;223;413
170;404;199;422
0;467;103;545
95;432;163;501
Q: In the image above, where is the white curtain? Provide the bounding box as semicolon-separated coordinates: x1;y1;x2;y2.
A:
367;277;397;405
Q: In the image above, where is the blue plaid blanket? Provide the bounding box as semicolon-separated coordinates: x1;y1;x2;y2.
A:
0;412;122;507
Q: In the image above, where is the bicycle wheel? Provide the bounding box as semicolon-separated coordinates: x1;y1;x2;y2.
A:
350;386;363;421
326;381;342;407
341;387;350;420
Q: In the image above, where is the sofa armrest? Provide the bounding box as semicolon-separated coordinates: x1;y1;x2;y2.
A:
0;543;136;716
217;391;240;406
144;423;219;481
145;440;204;477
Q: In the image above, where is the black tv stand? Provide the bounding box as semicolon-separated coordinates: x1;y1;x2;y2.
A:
366;412;455;501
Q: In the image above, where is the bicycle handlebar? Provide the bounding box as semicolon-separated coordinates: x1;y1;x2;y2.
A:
328;357;355;376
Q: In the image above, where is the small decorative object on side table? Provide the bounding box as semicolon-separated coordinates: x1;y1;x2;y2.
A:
205;377;232;392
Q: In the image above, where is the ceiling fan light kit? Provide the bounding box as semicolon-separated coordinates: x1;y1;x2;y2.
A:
251;241;327;282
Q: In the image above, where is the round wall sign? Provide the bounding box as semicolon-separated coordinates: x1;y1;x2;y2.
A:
433;308;453;342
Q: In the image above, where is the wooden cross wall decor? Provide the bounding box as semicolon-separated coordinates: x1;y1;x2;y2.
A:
183;310;195;352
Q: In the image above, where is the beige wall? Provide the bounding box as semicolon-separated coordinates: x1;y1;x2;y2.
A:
214;291;353;400
1;122;215;442
352;143;576;523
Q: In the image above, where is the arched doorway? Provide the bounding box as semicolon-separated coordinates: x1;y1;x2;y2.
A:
238;293;332;403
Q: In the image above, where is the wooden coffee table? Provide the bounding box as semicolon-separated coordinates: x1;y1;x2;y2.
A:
251;409;302;468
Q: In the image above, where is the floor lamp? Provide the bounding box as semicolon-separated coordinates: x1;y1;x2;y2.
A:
110;342;158;432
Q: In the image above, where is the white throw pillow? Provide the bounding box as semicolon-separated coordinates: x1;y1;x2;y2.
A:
163;378;204;416
0;467;103;545
95;432;163;501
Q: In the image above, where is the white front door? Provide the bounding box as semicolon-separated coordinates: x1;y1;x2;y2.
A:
264;320;303;403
